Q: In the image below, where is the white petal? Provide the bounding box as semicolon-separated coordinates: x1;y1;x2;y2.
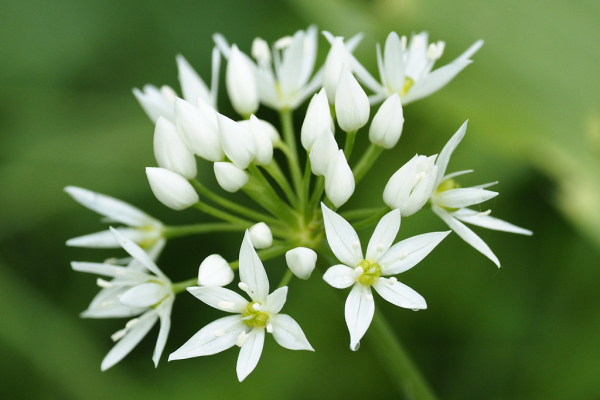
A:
278;31;305;98
210;46;221;108
366;209;401;261
270;314;314;351
433;206;500;267
197;254;235;287
247;115;273;165
382;155;419;210
212;33;232;59
434;121;468;188
265;286;288;314
214;162;249;193
433;188;498;209
325;150;355;208
152;298;173;367
187;286;248;313
120;283;170;308
456;39;484;61
309;128;338;176
146;167;199;211
345;284;375;351
101;310;159;371
239;231;269;301
71;262;152;282
405;32;429;79
236;328;265;381
110;227;166;279
378;231;450;275
174;98;223;162
67;228;138;248
335;64;370;132
402;59;472;105
383;32;406;93
133;85;175;124
321;203;363;267
452;208;533;235
177;54;211;105
323;264;356;289
153;117;197;179
169;315;245;360
373;280;426;309
442;169;474;181
81;286;146;319
64;186;159;228
217;113;256;170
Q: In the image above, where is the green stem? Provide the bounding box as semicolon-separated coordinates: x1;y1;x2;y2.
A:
353;143;384;184
163;223;245;239
277;269;294;288
344;129;358;160
301;157;312;218
193;202;253;228
246;166;299;227
340;207;388;221
263;161;300;209
352;208;388;230
171;278;197;294
279;110;304;196
307;176;325;214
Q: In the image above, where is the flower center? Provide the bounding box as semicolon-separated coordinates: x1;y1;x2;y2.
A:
400;77;414;96
433;178;461;212
241;302;270;327
356;260;382;287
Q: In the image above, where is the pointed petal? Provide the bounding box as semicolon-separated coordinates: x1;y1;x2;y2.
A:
345;32;364;52
266;287;288;314
452;208;533;235
177;54;211;105
379;231;450;275
152;298;173;367
323;264;356;289
456;39;484;61
433;188;498;209
384;32;406;93
433;206;500;267
270;314;314;351
212;33;231;59
187;286;248;313
405;32;429;79
133;85;175;124
169;315;245;360
237;328;265;382
210;46;221;108
278;31;305;98
66;228;154;249
120;283;170;308
366;209;401;261
402;60;472;105
82;286;146;319
110;227;166;279
442;169;474;181
345;284;374;351
373;279;426;309
321;203;363;267
71;262;152;282
434;121;468;188
239;231;269;301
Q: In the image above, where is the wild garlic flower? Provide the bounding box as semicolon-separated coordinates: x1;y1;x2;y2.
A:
321;204;449;350
169;231;313;381
71;228;174;370
65;186;164;250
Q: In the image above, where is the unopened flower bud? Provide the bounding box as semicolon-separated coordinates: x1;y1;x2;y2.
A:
198;254;234;287
285;247;317;280
174;98;223;162
247;115;273;165
226;45;259;117
214;162;248;193
369;93;404;149
146;167;199;210
153;117;197;179
309;129;338;176
238;118;280;145
301;88;333;151
251;38;271;65
323;37;353;102
248;222;273;249
335;65;370;132
325;150;355;208
217;113;256;169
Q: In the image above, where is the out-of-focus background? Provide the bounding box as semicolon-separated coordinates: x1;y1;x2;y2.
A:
1;0;599;399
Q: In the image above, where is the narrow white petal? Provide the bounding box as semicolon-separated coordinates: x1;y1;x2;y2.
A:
110;227;166;279
433;188;498;209
345;32;364;52
373;280;426;309
176;54;211;105
442;169;474;181
278;31;305;98
212;33;232;59
120;283;170;308
452;208;533;235
321;203;363;267
323;264;356;289
383;32;406;93
270;314;314;351
152;298;173;367
345;284;375;351
433;206;500;267
71;262;152;282
434;121;468;188
187;286;248;313
210;46;221;108
405;32;429;80
239;231;269;301
456;39;484;61
81;286;146;319
366;209;401;261
133;85;175;124
402;60;472;105
378;231;451;275
67;229;129;248
236;328;265;381
266;287;288;314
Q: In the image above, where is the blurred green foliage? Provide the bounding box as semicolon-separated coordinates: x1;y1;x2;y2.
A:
1;0;599;399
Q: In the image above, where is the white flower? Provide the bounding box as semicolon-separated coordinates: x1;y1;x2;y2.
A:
369;93;404;148
285;247;317;280
383;154;438;216
146;167;199;210
321;32;368;102
174;98;223;162
134;50;221;123
301;88;333;151
321;204;449;350
335;64;370;132
246;115;273;165
214;162;249;193
325;150;355;208
216;113;257;170
429;121;533;267
71;228;174;370
248;222;273;249
226;45;259;117
361;32;483;105
309;128;338;176
153;117;197;179
169;231;313;381
65;186;164;249
198;254;234;287
237;118;281;145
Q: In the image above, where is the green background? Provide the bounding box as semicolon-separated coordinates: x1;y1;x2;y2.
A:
1;0;599;399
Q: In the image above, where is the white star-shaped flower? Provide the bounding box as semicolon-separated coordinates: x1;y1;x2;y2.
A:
321;203;450;350
169;231;313;381
65;186;164;251
71;228;174;370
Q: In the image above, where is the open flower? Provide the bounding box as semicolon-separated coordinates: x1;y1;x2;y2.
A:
429;121;533;267
65;186;164;250
169;231;313;381
321;204;449;350
71;228;174;370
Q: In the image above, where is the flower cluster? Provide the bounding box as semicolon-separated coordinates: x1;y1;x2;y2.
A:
67;26;531;382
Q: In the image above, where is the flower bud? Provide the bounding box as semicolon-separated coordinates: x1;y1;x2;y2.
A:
198;254;234;287
133;85;175;123
383;155;438;216
238;118;280;145
323;37;353;102
325;150;355;208
248;222;273;249
335;65;370;132
217;113;256;169
301;88;333;151
153;117;197;179
247;115;273;165
174;98;223;162
309;129;338;176
146;167;199;210
285;247;317;280
226;45;259;117
214;162;248;193
369;93;404;149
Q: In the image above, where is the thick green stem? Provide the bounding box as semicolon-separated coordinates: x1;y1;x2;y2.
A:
163;223;245;239
301;158;312;218
352;208;389;230
279;110;304;196
307;176;325;214
340;207;388;221
344;129;358;159
353;143;384;184
277;269;294;288
262;161;300;209
246;166;299;227
193;202;253;228
171;278;197;294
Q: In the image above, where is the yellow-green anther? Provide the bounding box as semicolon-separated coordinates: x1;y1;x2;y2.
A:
356;260;382;287
436;178;460;194
241;302;270;327
400;77;414;96
358;260;371;271
254;312;270;327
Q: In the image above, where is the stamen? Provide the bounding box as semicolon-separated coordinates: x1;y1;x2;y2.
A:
376;243;385;252
238;282;249;292
365;293;374;301
101;300;116;308
214;329;225;337
398;251;409;260
354;267;363;277
236;331;249;347
266;324;274;333
477;210;492;217
369;267;376;274
251;38;271;64
352;240;360;249
125;318;139;329
160;85;177;105
96;278;112;288
217;301;236;311
241;315;254;321
252;303;262;311
115;269;125;276
388;277;397;284
111;328;127;342
274;36;293;50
